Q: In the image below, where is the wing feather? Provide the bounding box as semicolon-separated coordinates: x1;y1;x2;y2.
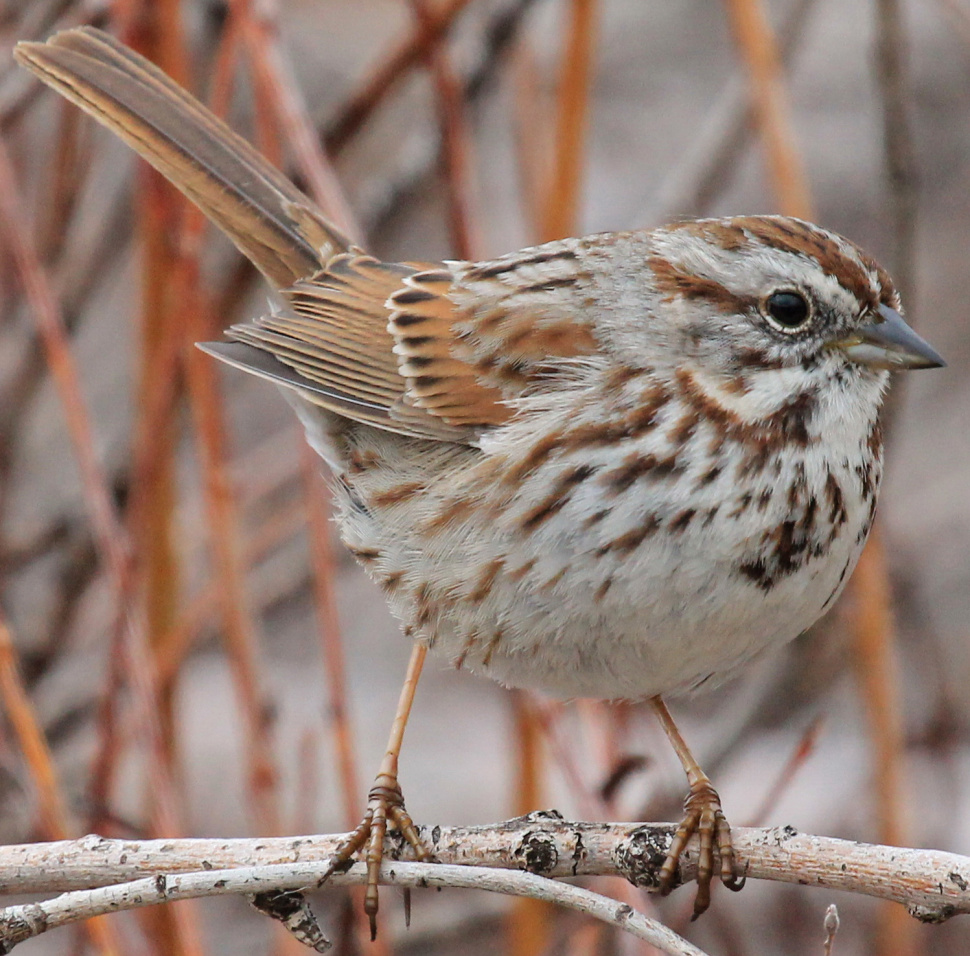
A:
217;244;601;441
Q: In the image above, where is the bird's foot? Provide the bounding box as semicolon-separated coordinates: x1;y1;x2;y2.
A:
657;777;745;918
319;773;431;939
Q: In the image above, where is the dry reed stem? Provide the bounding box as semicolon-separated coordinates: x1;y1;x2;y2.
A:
240;7;361;242
0;614;71;840
183;282;282;836
855;5;920;953
301;448;370;956
849;526;914;956
722;0;813;220
874;0;918;305
510;37;552;240
744;715;823;828
299;443;361;831
0;137;181;843
128;8;189;783
124;18;244;760
142;10;286;844
533;699;599;820
409;0;481;260
541;0;598;242
323;0;475;156
725;8;912;955
512;6;600;947
0;605;122;956
125;12;215;956
641;0;817;224
509;690;550;956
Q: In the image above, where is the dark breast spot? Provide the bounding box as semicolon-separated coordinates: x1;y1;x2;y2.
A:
597;514;661;554
737;486;832;590
669;509;697;533
601;452;681;493
468;558;505;603
518;463;598;530
824;471;848;525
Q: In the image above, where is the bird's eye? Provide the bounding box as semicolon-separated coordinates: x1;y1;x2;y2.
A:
764;290;811;331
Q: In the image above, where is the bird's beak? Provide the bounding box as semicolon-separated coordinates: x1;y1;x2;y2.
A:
832;304;946;370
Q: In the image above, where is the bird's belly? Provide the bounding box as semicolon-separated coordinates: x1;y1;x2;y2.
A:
435;516;865;700
334;419;879;702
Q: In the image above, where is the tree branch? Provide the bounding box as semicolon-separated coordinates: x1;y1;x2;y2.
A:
0;813;966;925
0;860;712;956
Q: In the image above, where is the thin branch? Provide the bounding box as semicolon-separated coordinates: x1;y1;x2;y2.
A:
239;6;362;242
0;610;72;839
0;860;711;956
322;0;475;156
542;0;598;241
409;0;481;259
0;821;967;921
722;0;813;218
874;0;919;303
639;0;817;223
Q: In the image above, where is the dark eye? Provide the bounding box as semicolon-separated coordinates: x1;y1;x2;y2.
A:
764;290;811;330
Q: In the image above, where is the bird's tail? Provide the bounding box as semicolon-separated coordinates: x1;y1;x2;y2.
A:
15;26;350;288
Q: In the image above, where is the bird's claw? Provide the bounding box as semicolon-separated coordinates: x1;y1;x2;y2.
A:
657;778;741;919
318;774;431;940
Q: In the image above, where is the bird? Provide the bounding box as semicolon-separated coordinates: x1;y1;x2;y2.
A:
15;25;945;935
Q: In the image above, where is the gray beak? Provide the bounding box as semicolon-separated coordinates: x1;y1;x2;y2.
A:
835;304;946;370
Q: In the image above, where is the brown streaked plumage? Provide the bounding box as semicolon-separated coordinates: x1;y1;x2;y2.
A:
16;26;946;932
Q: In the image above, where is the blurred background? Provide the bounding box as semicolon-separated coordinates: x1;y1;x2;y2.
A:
0;0;968;954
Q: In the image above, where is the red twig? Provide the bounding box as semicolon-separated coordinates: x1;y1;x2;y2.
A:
745;715;824;828
0;138;180;839
299;443;361;830
0;612;123;956
409;0;481;259
323;0;475;156
722;0;813;218
239;6;361;241
542;0;599;242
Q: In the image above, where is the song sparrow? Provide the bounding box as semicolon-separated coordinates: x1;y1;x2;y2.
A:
17;27;944;931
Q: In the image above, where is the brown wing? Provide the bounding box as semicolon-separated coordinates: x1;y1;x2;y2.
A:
223;254;489;442
388;241;599;421
217;242;601;443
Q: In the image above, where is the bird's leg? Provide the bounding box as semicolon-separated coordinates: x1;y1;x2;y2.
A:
320;643;432;939
650;696;744;918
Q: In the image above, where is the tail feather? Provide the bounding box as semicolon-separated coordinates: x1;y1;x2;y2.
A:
14;27;349;288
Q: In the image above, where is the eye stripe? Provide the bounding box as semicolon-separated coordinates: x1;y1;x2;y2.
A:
647;255;759;314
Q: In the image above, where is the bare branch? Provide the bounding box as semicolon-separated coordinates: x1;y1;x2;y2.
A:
0;860;710;956
0;818;966;923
